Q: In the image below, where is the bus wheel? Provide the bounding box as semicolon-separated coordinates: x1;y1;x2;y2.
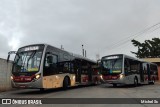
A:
113;84;117;87
63;77;70;90
134;77;138;87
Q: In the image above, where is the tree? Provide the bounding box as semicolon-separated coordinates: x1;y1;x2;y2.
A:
131;37;160;58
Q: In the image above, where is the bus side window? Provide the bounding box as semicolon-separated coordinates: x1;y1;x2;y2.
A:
69;62;74;73
150;64;153;75
43;54;58;76
142;63;147;74
124;59;130;75
63;62;69;73
65;62;73;73
130;60;139;74
151;64;158;75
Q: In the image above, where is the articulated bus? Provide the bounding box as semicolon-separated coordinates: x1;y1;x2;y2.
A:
100;54;158;87
7;44;100;91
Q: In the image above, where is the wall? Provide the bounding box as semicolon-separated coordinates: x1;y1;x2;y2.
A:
0;58;13;91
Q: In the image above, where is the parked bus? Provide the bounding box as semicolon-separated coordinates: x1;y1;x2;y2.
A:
100;54;158;87
7;44;100;91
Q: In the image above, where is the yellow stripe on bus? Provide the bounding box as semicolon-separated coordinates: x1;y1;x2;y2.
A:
28;68;38;72
112;70;121;73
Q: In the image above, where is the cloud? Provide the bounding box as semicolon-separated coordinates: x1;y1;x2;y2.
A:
0;0;25;55
0;33;10;58
1;0;160;60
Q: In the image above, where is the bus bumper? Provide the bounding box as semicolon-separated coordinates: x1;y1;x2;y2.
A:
101;79;126;85
11;79;42;89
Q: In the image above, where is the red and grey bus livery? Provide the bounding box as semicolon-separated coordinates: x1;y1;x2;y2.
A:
100;54;158;87
8;44;100;91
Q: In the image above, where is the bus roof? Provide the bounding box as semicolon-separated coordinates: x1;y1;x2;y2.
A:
18;43;96;64
72;53;96;64
101;54;158;65
102;54;140;61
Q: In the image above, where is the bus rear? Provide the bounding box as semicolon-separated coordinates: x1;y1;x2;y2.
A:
10;44;45;89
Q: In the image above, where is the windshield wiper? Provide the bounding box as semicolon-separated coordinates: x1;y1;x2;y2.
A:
18;53;27;72
112;59;117;69
26;51;37;70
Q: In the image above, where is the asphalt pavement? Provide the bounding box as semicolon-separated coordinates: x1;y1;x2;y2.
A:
0;82;160;107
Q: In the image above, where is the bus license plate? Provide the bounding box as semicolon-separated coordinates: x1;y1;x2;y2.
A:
25;78;31;81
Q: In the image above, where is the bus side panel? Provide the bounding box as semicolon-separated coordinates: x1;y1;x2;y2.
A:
121;74;140;84
42;74;76;88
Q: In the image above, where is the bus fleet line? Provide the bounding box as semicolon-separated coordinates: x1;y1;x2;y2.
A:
7;44;158;90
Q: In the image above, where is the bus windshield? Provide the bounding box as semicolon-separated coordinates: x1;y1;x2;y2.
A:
13;51;43;73
102;58;122;74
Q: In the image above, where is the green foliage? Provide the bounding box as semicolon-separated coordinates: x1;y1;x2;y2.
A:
131;38;160;58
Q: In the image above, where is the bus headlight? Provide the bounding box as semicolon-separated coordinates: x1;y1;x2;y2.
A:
73;76;75;80
11;76;13;80
120;74;125;79
100;75;103;79
35;74;41;79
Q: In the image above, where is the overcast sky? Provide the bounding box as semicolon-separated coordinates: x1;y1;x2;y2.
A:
1;0;160;60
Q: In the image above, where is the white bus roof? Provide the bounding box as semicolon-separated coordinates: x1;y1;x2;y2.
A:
18;43;96;64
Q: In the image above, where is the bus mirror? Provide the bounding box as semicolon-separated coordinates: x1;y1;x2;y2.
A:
7;51;17;62
99;62;102;66
7;55;10;62
97;60;101;66
47;56;53;64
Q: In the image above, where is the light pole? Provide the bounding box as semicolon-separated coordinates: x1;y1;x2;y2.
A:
82;45;84;57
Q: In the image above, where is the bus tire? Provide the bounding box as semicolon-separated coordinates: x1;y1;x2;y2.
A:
63;77;70;90
113;84;117;87
134;77;138;87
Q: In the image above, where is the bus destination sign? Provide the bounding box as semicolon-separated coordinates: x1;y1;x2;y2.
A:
24;46;39;51
105;56;120;59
